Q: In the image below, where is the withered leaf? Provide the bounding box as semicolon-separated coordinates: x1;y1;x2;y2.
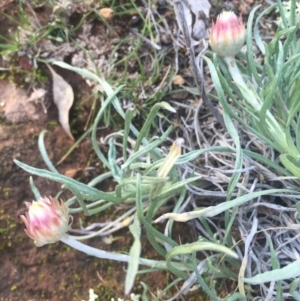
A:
47;63;74;140
174;0;211;42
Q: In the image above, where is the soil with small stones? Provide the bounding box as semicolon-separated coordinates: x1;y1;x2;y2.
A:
0;0;268;300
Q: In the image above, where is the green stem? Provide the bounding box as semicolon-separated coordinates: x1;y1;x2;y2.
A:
61;235;188;272
61;235;166;268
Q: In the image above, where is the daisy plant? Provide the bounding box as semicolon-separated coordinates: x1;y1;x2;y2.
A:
13;0;300;299
206;1;300;179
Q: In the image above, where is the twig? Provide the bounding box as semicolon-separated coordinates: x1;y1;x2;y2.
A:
130;28;162;50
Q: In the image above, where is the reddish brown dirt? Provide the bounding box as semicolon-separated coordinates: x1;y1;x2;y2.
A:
1;124;92;300
0;118;175;301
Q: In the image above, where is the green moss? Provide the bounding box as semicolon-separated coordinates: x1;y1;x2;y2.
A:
74;274;81;282
64;245;71;252
0;187;11;198
0;213;16;249
97;285;119;300
47;120;59;127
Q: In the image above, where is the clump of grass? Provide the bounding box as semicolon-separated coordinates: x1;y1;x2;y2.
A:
1;0;177;130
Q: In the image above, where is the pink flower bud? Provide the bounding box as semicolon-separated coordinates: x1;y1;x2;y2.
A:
209;11;246;58
20;196;72;247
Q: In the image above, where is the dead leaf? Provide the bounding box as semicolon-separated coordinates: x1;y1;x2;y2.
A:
64;168;82;178
46;63;75;140
102;235;122;245
174;0;211;42
0;80;42;122
28;88;48;113
28;88;47;102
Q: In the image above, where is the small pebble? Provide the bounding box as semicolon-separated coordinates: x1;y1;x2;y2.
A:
99;8;114;20
172;74;185;86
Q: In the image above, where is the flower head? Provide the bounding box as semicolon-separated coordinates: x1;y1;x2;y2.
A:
20;196;72;247
209;11;246;58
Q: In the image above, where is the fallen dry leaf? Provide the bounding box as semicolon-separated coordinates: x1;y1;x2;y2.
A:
28;88;47;102
64;168;82;178
0;80;42;122
174;0;211;42
28;88;48;113
46;63;75;140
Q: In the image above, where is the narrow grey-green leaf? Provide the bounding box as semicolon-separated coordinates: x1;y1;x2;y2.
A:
243;259;300;284
124;215;141;295
154;189;297;222
38;130;59;173
14;160;121;203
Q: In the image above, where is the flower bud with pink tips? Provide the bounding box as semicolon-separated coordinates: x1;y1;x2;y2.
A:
20;196;72;247
209;11;246;58
19;196;176;269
